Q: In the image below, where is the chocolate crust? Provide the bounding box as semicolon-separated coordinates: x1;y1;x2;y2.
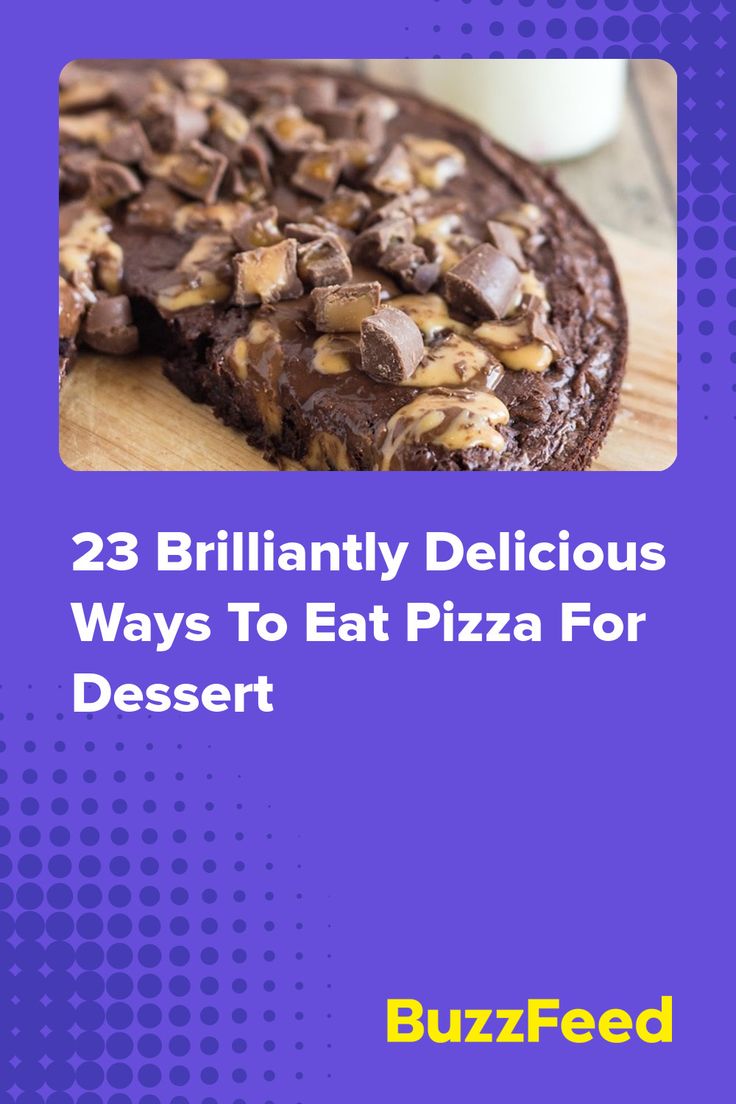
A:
60;60;627;471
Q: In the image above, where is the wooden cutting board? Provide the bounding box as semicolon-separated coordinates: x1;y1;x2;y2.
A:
59;228;676;473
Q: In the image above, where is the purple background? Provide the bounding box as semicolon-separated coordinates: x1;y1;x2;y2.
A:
2;2;734;1100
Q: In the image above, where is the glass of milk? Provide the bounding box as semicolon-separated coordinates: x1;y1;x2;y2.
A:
365;59;627;162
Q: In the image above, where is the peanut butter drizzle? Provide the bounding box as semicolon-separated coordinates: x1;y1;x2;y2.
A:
303;432;351;471
225;320;284;436
311;335;360;375
402;333;502;389
156;272;231;312
415;213;463;271
474;314;556;374
59;207;124;302
389;293;471;340
227;320;282;381
380;390;509;469
520;270;547;303
156;233;234;312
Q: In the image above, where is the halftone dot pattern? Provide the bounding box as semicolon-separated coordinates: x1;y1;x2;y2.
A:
0;704;315;1103
412;0;735;428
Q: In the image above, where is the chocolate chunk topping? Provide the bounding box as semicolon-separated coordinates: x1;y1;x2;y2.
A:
311;282;381;333
59;277;84;341
208;98;251;161
166;58;229;96
357;91;399;123
283;217;353;245
126;179;184;230
81;295;139;355
257;105;324;154
366;187;430;226
113;69;173;115
59;64;118;112
232;239;303;305
524;296;564;357
173;200;250;234
297;234;352;288
233;206;282;251
378;242;440;294
146;141;228;203
293;76;338;114
311;106;359;140
359;306;425;383
230;74;295;113
59;203;123;300
496;203;547;253
351;216;415;265
311;95;389;146
60;149;98;196
445;243;522;321
90;160;142;206
292;145;345;199
141;93;209;152
239;134;273;195
283;221;330;243
319;186;371;230
486;219;527;270
100;120;152;164
367;143;414;196
59;110;115;149
403;135;466;190
353;102;386;148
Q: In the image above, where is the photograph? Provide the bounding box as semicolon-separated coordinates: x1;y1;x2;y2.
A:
58;58;676;472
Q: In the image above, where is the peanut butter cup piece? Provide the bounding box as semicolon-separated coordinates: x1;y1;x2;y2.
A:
297;234;352;288
293;75;338;114
351;216;415;265
292;145;345;200
486;220;527;270
58;277;85;342
141;93;209;152
81;295;139;355
165;58;229;95
319;187;371;231
379;243;440;294
367;143;414;196
239;134;273;196
445;243;522;321
90;160;142;206
126;179;184;230
145;140;228;203
359;306;425;383
208;98;251;161
233;205;283;251
232;239;303;305
311;282;381;333
257;105;324;154
100;120;152;164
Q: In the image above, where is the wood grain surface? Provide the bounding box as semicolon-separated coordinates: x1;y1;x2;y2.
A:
59;227;676;473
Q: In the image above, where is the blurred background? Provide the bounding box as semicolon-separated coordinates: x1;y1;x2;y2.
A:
299;59;676;251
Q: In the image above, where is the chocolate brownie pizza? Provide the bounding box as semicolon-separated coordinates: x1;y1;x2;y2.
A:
58;59;627;471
